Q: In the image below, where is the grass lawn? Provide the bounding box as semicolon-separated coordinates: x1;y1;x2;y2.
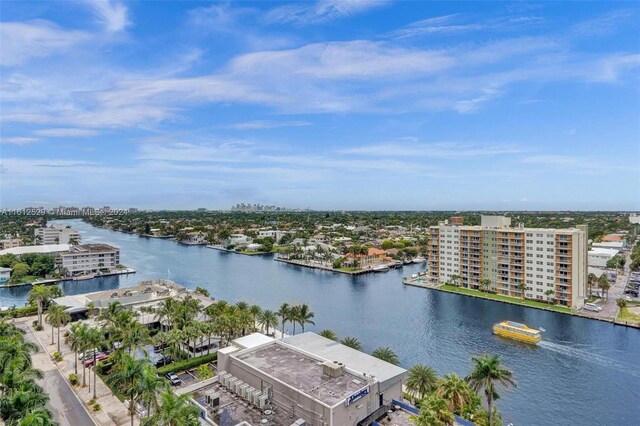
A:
238;250;271;255
439;285;573;314
337;267;361;273
619;305;640;323
7;275;43;285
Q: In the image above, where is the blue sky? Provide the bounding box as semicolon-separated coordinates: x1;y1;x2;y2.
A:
1;1;639;210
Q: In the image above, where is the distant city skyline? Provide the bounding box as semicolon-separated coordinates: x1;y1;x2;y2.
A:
1;1;639;210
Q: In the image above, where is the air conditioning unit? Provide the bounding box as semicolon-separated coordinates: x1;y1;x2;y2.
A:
206;393;220;408
251;390;262;405
258;395;268;409
244;387;255;400
290;420;306;426
228;378;238;389
234;380;244;394
239;384;249;398
222;373;232;387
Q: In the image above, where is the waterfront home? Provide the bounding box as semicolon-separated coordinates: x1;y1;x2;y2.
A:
226;234;252;247
56;243;120;277
257;229;289;243
0;267;11;283
344;247;391;269
182;232;207;245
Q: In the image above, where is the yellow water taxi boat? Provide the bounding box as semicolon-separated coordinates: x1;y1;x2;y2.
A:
493;321;542;345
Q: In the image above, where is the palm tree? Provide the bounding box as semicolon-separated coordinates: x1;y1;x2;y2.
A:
517;283;527;299
409;394;454;426
449;274;460;288
466;354;516;426
257;310;279;336
0;385;50;425
289;305;300;335
142;390;200;426
84;327;103;399
45;304;70;352
277;303;290;336
27;285;62;328
598;275;611;300
436;373;474;414
68;322;87;375
0;338;39;375
479;279;492;293
249;305;262;331
587;272;597;297
0;319;24;340
405;364;438;402
340;337;362;351
544;289;555;304
371;347;400;365
13;407;56;426
138;370;165;420
235;301;249;312
318;329;337;340
296;303;315;333
106;354;155;426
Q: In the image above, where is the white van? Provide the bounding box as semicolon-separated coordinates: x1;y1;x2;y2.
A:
584;303;602;312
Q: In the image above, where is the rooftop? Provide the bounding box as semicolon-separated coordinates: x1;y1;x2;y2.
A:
0;244;70;256
235;341;368;406
283;332;406;386
65;243;119;254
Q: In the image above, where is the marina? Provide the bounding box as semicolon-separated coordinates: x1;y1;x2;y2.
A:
0;219;639;425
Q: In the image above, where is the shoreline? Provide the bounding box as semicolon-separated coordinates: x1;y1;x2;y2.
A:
402;277;640;329
275;257;372;275
206;245;275;256
1;267;136;288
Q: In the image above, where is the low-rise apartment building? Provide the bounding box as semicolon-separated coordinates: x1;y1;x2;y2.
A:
56;243;119;277
35;224;82;245
428;215;588;308
0;238;22;250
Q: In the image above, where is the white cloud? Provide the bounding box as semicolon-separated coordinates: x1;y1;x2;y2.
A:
0;20;91;66
339;140;524;158
266;0;388;25
34;128;100;137
84;0;129;32
0;137;40;145
228;120;312;130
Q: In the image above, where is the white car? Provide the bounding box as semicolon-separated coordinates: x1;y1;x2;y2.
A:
583;303;602;312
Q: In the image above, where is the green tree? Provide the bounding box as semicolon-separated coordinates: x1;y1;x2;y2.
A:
340;337;362;351
410;394;454;426
45;304;70;352
295;303;315;333
371;347;400;365
436;373;475;414
405;364;438;402
318;329;338;341
449;274;460;288
257;310;278;336
597;275;611;300
479;279;492;292
193;287;210;298
142;390;200;426
544;289;555;304
466;354;516;426
106;354;156;426
616;298;627;308
84;327;103;399
277;303;290;335
27;285;62;328
13;407;56;426
11;263;30;279
587;273;597;297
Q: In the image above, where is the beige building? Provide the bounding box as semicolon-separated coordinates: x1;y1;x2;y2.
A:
217;332;406;426
428;215;588;309
35;224;82;245
0;238;22;250
56;243;119;277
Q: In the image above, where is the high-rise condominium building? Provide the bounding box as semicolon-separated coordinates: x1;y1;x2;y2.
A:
428;215;588;309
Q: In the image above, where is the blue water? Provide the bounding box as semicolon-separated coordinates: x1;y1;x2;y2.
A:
1;219;638;425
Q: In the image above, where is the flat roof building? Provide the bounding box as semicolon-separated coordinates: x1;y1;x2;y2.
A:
217;332;406;426
56;243;119;277
35;224;82;245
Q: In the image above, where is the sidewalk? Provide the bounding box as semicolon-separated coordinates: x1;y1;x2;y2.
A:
23;317;136;426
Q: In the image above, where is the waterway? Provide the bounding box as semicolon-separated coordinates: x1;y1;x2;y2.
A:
1;219;638;425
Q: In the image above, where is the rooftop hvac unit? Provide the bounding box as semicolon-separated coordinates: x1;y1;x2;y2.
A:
234;380;244;394
251;390;262;405
244;387;255;401
291;420;306;426
322;361;344;378
258;395;268;409
222;373;232;387
218;370;227;377
228;378;238;389
206;393;220;408
239;384;249;398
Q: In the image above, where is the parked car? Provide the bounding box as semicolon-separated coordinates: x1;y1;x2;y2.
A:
155;355;171;367
79;349;100;361
624;289;639;297
165;372;182;386
84;353;107;367
583;303;602;312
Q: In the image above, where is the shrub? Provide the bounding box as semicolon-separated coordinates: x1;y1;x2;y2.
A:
34;324;44;331
97;360;114;375
87;398;96;405
52;352;63;362
617;298;628;308
92;403;101;412
69;373;78;385
0;305;38;319
156;353;217;375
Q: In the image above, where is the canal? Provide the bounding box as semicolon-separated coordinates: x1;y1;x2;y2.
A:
1;219;638;425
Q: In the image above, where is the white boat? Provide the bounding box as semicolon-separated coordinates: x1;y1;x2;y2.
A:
412;257;426;264
373;264;390;273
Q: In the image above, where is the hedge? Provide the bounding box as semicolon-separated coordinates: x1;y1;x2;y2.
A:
0;305;38;319
156;353;217;375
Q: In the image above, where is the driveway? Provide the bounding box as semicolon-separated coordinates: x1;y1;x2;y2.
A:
18;320;96;426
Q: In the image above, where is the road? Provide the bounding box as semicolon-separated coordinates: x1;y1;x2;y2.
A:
18;320;96;426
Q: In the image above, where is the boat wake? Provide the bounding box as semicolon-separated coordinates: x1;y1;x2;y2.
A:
538;341;640;377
